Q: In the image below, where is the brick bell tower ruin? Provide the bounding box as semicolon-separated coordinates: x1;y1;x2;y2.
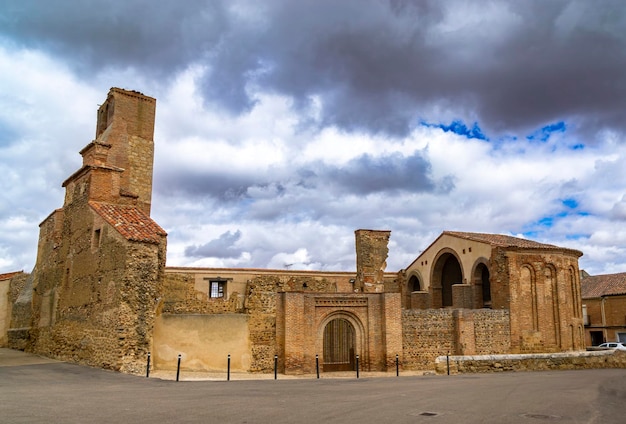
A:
355;229;391;292
9;88;167;374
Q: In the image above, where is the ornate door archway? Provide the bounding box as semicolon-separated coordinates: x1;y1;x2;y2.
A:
323;318;355;371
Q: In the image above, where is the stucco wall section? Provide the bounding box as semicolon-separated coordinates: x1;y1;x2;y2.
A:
153;314;250;371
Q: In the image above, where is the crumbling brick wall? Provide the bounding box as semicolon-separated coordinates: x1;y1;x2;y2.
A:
160;273;242;314
355;229;390;293
401;309;511;369
245;274;337;372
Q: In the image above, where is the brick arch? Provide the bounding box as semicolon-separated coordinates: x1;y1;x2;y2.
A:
316;310;367;370
404;271;424;309
545;263;561;348
470;257;491;308
431;248;463;308
520;264;539;332
407;271;423;292
568;265;581;318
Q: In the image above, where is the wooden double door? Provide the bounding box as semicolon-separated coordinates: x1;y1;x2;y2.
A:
323;318;356;372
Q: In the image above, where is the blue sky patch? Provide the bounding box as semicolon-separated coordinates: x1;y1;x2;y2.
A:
562;198;578;209
526;121;566;142
422;120;488;141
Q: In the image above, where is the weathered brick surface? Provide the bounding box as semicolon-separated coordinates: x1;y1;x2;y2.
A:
355;229;390;293
161;272;242;314
402;309;456;369
402;309;511;370
8;88;166;374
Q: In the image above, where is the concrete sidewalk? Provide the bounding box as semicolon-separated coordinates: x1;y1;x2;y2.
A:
149;368;430;381
0;348;60;367
0;348;429;380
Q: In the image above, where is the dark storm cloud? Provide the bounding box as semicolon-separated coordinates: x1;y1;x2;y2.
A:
184;230;243;258
5;0;624;138
325;151;435;195
0;0;228;77
156;149;435;205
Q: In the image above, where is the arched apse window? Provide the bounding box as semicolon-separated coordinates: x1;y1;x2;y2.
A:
408;275;421;292
434;253;463;307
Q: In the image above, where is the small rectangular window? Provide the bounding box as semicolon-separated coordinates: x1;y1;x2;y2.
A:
92;228;101;250
210;281;225;298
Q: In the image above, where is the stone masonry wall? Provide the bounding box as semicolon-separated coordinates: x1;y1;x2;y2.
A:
402;309;456;369
29;203;166;374
473;309;511;354
436;350;626;374
402;309;511;370
161;272;242;314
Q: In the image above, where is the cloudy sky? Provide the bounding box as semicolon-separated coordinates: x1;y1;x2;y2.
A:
1;0;626;276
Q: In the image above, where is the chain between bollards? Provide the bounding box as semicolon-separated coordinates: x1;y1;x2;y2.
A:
176;354;182;382
227;354;231;381
356;354;359;379
146;352;151;378
274;355;278;380
316;354;320;379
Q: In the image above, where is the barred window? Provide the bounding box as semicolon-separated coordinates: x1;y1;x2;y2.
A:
210;281;225;298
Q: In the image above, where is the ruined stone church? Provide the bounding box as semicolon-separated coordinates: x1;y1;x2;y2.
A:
2;88;585;374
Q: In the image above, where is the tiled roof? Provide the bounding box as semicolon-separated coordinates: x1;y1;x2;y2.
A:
444;231;582;254
89;202;167;244
0;271;23;280
581;272;626;298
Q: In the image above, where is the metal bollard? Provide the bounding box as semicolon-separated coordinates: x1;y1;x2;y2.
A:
227;354;231;381
446;354;450;375
176;354;182;382
274;355;278;380
146;352;151;378
316;354;320;379
356;354;359;379
396;354;399;377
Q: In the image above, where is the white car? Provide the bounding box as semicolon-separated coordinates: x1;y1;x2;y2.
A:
598;342;626;351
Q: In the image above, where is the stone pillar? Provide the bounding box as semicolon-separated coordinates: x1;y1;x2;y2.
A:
383;293;402;370
410;291;431;310
355;229;390;293
452;284;474;309
454;309;476;355
282;292;305;374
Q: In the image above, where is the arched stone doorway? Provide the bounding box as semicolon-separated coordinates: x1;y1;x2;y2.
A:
474;263;491;308
433;252;463;307
323;317;356;371
408;275;421;292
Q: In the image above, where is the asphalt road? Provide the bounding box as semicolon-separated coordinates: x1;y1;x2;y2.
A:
1;349;625;424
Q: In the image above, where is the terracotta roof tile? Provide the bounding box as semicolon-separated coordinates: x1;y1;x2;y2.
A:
89;202;167;244
0;271;23;280
444;231;582;255
581;272;626;298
